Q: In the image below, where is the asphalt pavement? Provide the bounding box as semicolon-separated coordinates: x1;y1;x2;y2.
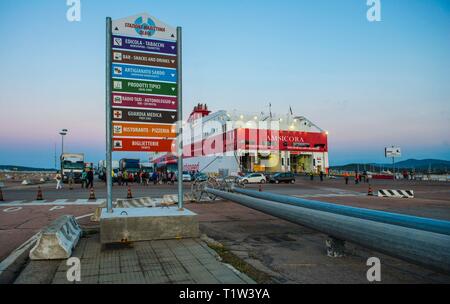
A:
1;176;449;283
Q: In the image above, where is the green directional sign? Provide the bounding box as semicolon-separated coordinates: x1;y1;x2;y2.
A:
112;78;177;96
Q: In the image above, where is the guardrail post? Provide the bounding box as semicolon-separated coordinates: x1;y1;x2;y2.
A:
326;237;345;258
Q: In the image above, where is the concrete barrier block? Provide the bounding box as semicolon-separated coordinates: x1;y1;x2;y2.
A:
29;215;82;260
100;207;199;244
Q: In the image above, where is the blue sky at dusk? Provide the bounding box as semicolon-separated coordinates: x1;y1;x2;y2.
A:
0;0;449;167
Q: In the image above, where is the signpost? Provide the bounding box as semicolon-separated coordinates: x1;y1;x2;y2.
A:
385;146;401;180
106;13;182;213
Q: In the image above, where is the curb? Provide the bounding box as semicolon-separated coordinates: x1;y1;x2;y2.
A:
0;233;40;284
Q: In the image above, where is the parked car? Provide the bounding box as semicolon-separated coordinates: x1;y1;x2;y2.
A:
182;171;192;182
194;172;208;182
269;172;296;184
238;173;267;184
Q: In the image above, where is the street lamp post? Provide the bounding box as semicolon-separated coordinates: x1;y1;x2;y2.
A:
59;129;68;170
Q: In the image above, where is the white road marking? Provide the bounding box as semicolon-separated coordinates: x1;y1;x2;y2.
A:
3;207;23;213
0;233;40;276
49;206;65;212
76;213;94;220
7;201;25;204
52;199;68;204
0;200;105;207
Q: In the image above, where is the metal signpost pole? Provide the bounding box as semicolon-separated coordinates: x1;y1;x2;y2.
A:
393;156;395;182
177;26;183;210
106;17;113;213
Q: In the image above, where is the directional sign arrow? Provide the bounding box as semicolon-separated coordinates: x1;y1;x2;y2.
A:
112;107;178;124
112;50;177;69
112;78;177;96
112;93;177;110
112;63;177;83
112;35;177;55
112;138;176;152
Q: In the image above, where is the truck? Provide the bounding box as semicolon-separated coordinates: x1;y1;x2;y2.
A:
61;153;85;183
140;162;155;174
119;159;141;174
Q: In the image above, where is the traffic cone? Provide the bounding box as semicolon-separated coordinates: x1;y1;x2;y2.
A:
36;187;44;201
127;187;133;199
368;184;374;196
89;187;96;200
0;188;4;202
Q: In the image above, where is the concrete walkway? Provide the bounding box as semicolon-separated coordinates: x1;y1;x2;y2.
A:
15;235;254;284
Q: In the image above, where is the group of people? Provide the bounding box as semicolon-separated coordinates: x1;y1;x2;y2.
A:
343;171;370;185
112;170;177;186
309;171;326;182
54;168;94;190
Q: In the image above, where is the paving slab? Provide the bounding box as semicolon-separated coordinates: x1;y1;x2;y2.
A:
14;234;254;284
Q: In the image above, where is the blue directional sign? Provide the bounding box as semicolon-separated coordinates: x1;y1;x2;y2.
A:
112;35;177;55
112;63;177;83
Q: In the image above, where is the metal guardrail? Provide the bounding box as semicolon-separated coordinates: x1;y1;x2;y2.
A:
232;187;450;236
205;188;450;274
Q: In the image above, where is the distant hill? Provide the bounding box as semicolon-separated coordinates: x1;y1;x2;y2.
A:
331;159;450;174
0;165;55;172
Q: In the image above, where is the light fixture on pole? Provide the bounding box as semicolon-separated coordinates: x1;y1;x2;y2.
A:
59;129;68;162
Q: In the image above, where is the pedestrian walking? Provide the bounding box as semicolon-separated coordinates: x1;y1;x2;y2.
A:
55;172;63;190
344;172;349;185
355;172;359;185
111;170;116;186
310;171;314;181
171;172;176;185
123;170;129;186
68;170;74;190
319;171;324;182
81;170;88;189
152;171;158;185
86;169;94;189
117;170;123;186
129;172;134;184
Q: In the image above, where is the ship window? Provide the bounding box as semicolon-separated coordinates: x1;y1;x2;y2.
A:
294;142;310;148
